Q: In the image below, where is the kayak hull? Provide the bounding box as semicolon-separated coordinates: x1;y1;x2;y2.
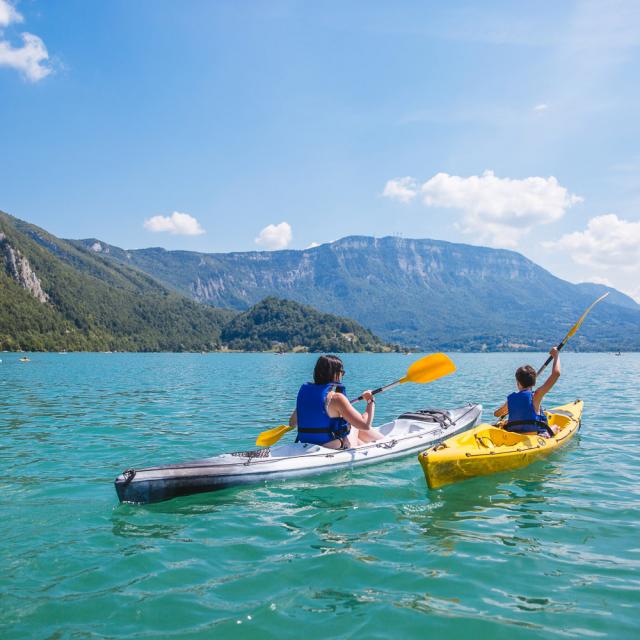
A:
419;400;583;489
115;404;482;504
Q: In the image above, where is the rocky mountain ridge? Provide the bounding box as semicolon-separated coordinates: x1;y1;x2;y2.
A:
74;235;640;351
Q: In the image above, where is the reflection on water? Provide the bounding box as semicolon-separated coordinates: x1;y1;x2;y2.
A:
111;518;189;541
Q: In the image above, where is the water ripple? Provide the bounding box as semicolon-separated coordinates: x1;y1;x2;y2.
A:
1;352;639;639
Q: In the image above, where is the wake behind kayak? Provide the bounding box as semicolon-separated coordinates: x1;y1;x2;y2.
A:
115;403;482;504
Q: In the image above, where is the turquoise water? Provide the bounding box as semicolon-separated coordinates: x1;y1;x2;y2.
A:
1;352;639;639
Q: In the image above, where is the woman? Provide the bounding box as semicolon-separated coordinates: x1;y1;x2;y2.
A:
289;354;383;449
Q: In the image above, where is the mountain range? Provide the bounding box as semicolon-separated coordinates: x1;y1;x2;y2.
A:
74;233;640;351
0;212;385;352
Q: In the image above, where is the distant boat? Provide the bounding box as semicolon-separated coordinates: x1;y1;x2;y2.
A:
19;357;30;362
614;351;622;356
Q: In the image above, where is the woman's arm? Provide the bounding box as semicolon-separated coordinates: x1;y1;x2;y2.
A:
533;347;561;411
289;409;297;428
330;392;375;431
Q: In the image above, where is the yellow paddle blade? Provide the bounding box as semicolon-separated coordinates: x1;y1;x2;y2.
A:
255;424;294;447
401;352;456;384
566;292;609;340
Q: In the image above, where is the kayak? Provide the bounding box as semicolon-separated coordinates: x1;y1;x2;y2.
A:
419;400;583;489
115;403;482;504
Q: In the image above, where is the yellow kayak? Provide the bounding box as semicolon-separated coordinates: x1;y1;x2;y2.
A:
419;400;583;489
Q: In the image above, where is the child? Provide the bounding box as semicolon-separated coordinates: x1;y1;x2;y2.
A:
494;347;561;437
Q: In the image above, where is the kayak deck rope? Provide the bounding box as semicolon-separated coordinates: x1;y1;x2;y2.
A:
231;448;272;459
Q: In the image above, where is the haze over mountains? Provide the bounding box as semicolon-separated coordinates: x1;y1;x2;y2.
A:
75;234;640;351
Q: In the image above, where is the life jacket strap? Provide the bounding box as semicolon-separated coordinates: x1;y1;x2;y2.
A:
505;419;554;437
298;425;351;436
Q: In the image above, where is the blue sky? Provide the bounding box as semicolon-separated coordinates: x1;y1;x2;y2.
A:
1;1;639;299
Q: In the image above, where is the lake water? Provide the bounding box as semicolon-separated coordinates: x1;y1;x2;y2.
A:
1;352;639;639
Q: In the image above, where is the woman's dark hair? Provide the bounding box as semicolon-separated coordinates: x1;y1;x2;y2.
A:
313;355;344;385
515;365;537;388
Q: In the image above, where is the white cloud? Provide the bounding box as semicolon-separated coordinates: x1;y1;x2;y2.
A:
0;2;52;82
533;103;549;111
382;177;418;203
0;0;22;27
143;211;205;236
419;170;582;247
254;222;292;250
545;214;640;302
0;31;51;81
544;214;640;269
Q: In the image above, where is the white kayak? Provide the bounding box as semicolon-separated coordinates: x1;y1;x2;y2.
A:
115;403;482;504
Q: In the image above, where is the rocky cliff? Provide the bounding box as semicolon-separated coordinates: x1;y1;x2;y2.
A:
1;232;49;303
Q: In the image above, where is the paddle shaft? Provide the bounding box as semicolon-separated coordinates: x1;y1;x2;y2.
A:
537;293;609;376
537;340;567;377
351;380;402;403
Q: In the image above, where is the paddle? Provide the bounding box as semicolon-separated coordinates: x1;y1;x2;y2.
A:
537;292;609;376
255;353;456;447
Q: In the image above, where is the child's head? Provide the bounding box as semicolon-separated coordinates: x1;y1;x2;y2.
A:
515;365;536;389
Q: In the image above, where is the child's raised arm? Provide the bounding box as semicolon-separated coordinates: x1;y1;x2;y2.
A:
533;347;561;410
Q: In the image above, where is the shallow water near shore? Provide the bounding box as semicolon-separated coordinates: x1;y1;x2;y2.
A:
1;352;639;639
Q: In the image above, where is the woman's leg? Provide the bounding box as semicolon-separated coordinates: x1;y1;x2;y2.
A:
321;438;345;450
357;427;384;444
347;428;360;448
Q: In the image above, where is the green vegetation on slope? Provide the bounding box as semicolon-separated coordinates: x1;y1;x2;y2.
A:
220;297;395;352
0;212;234;351
1;213;391;353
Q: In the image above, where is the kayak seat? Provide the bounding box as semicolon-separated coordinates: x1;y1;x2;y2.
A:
546;412;572;431
477;427;529;448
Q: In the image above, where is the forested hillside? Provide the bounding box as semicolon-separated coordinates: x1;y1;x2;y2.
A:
0;212;233;351
220;297;394;352
1;212;391;352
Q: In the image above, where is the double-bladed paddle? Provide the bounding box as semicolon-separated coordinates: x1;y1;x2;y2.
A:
255;352;456;447
537;292;609;376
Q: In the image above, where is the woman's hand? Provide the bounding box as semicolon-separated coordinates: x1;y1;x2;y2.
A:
361;390;374;403
550;346;559;358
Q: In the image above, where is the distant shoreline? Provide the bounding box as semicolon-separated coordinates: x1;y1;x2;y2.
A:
2;349;635;355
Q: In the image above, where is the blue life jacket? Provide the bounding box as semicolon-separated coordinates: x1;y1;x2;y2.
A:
296;382;351;445
505;389;552;436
